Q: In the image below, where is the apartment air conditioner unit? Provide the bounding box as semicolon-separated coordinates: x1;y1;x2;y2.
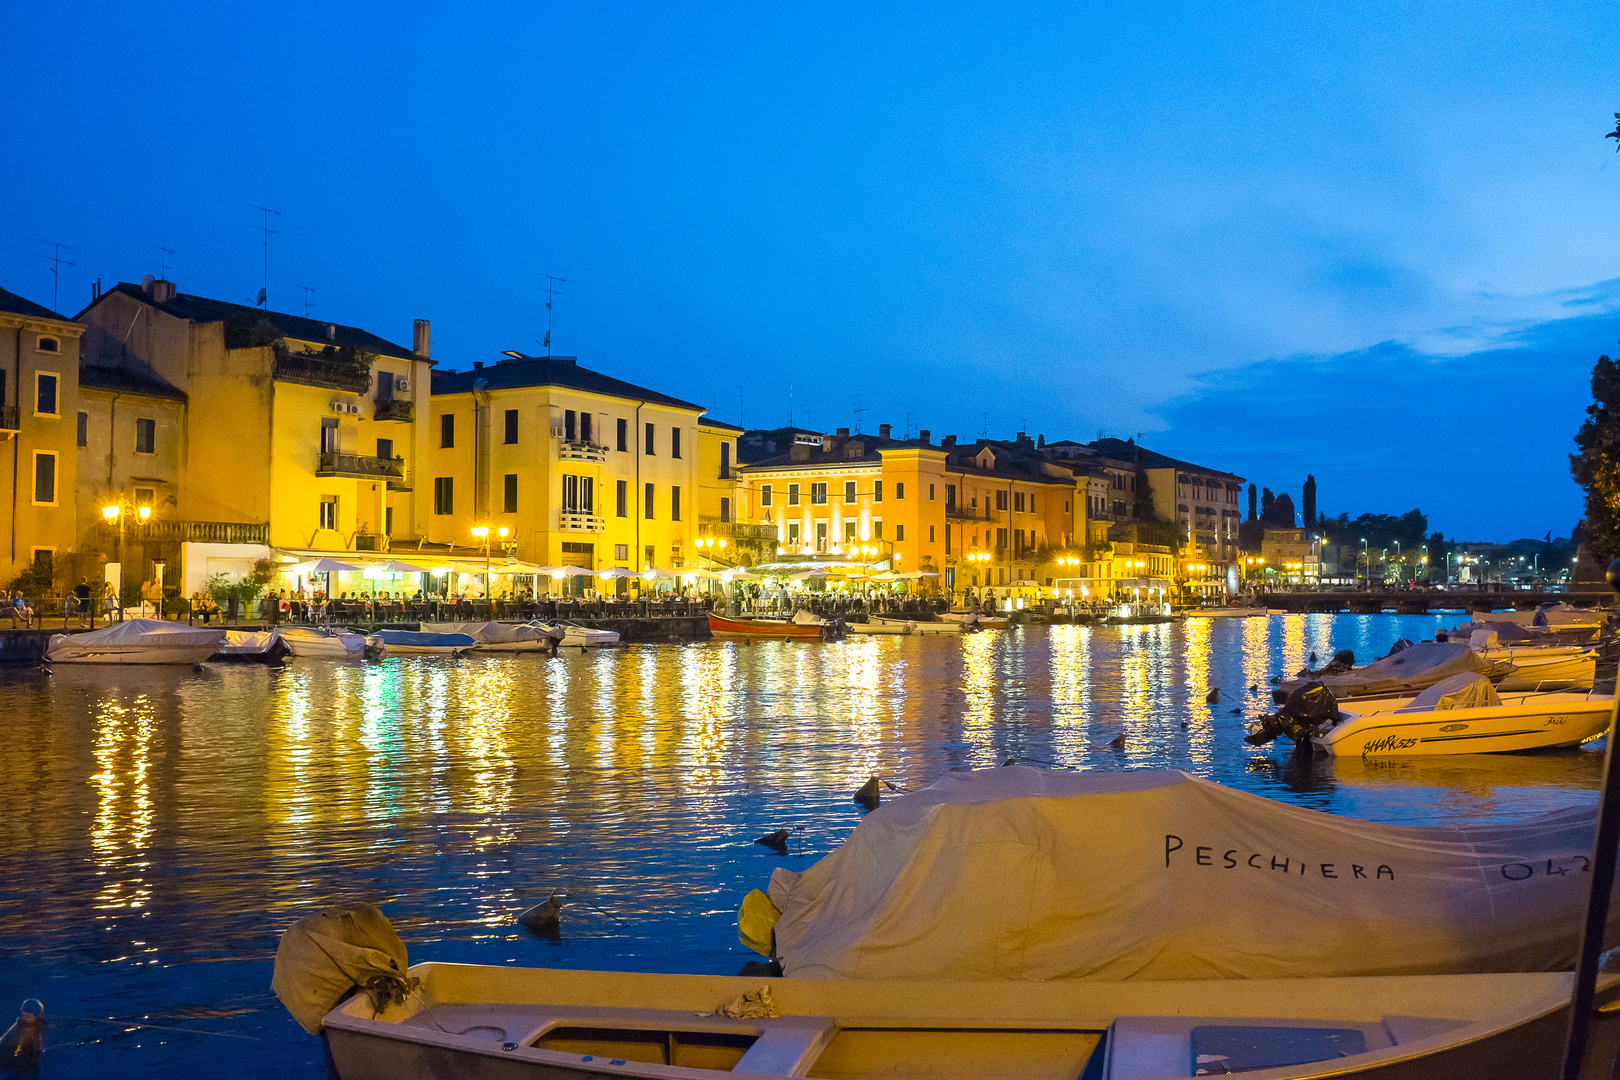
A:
347;403;362;415
330;402;347;414
396;377;409;392
551;425;566;437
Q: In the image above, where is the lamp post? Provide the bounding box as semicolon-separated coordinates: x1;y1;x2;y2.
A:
471;525;510;616
101;499;151;622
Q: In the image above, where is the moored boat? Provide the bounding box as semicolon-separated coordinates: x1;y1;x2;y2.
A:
707;612;824;639
874;615;962;634
45;619;225;665
368;630;478;655
1311;676;1613;756
849;619;912;634
420;621;550;652
530;621;621;648
279;625;368;658
940;611;1008;628
211;629;290;662
1183;606;1266;618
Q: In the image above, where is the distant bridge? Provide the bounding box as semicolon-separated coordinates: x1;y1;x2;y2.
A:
1256;589;1613;616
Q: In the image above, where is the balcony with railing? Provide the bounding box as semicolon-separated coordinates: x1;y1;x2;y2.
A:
946;505;998;522
97;519;270;545
374;398;414;422
559;510;606;532
558;438;609;463
273;352;374;394
699;516;779;542
0;405;17;433
317;452;405;480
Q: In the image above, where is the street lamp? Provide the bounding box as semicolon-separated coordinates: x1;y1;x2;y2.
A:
102;499;152;621
471;525;510;614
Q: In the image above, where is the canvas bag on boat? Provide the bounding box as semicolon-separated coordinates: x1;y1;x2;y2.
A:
1394;673;1500;713
767;767;1620;982
272;903;415;1034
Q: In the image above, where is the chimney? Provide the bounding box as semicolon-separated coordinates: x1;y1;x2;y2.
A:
878;423;892;439
326;323;337;342
919;429;930;445
790;442;811;463
943;434;956;447
837;427;850;437
413;319;431;360
473;361;484;370
150;280;176;303
1038;434;1045;447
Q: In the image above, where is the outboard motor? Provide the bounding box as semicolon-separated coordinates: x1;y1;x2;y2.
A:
1245;681;1340;748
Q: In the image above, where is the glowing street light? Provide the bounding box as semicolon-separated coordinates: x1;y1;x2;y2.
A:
102;499;152;621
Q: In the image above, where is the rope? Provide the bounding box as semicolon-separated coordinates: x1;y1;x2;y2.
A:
46;1013;263;1041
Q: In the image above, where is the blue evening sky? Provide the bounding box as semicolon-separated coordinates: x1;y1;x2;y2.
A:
4;2;1618;540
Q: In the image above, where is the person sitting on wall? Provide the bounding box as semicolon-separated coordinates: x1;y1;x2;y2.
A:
8;590;31;629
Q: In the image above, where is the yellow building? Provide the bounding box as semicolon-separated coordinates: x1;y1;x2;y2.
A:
76;278;434;594
426;353;708;585
936;434;1082;596
0;286;82;588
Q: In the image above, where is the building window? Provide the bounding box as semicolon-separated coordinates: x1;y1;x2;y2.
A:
644;544;655;567
788;522;801;545
504;474;518;514
134;486;155;508
720;442;731;479
844;480;856;504
318;497;337;530
581;477;595;513
810;482;827;505
671;486;681;521
321;417;339;453
36;336;60;354
896;524;904;541
376;372;394;401
32;451;56;505
874;480;883;502
35;372;58;416
645;422;655;454
615;544;628;560
440;413;454;448
644;483;655;518
385;507;393;536
896;482;905;500
616;479;628;517
376;437;393;460
844;521;856;543
787;483;800;506
720;497;731;523
504;409;518;444
996;490;1008;511
930;525;935;542
433;477;453;515
76;411;87;447
761;484;773;506
617;418;628;452
872;521;882;539
672;427;682;458
563;474;578;511
565;410;577;440
581;412;593;443
1014;492;1025;513
134;417;157;454
816;521;828;552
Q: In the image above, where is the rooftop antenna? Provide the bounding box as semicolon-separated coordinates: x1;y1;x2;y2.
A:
905;411;914;439
153;244;175;281
540;274;565;357
789;384;794;427
982;412;990;439
738;385;744;429
34;240;75;313
298;286;316;317
850;394;865;432
249;205;280;308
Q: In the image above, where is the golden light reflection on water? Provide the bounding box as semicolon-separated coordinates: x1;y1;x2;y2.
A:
89;693;155;913
1181;618;1216;765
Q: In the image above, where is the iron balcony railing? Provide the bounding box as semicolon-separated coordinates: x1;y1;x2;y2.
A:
373;398;414;423
273;353;373;394
317;452;405;480
0;405;17;432
946;506;997;522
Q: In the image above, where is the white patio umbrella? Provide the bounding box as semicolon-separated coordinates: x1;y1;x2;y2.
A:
309;558;363;573
551;565;594;577
490;561;548;575
596;567;636;580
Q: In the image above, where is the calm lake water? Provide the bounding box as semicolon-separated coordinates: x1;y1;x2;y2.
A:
0;615;1605;1077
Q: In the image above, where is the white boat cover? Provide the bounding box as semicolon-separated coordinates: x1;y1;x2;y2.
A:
791;610;827;626
47;618;225;660
1287;641;1494;698
419;621;544;644
766;766;1619;982
219;630;277;653
1394;673;1501;713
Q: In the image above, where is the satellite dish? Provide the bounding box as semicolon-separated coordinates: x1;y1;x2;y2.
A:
256;288;267;306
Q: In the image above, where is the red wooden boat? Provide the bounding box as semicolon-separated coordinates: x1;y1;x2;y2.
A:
707;612;823;638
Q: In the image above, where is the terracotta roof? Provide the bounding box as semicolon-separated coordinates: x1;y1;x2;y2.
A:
431;355;704;411
0;286;71;323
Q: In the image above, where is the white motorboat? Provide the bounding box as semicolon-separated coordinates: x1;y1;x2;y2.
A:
45;619;224;665
1311;675;1613;756
940;611;1008;629
211;629;289;662
874;615;962;634
368;630;478;655
420;621;549;652
1184;606;1266;618
849;619;912;635
1487;645;1598;690
530;621;621;648
279;625;368;658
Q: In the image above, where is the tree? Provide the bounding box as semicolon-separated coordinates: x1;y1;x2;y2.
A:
1260;487;1275;523
1247;483;1257;522
1302;475;1316;530
1267;493;1297;528
1570;352;1620;565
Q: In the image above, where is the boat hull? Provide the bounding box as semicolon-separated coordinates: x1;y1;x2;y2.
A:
322;962;1620;1080
1490;647;1597;691
279;629;367;658
1314;691;1614;756
707;613;822;638
850;621;911;634
1184;607;1266;618
45;645;218;665
874;616;961;634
